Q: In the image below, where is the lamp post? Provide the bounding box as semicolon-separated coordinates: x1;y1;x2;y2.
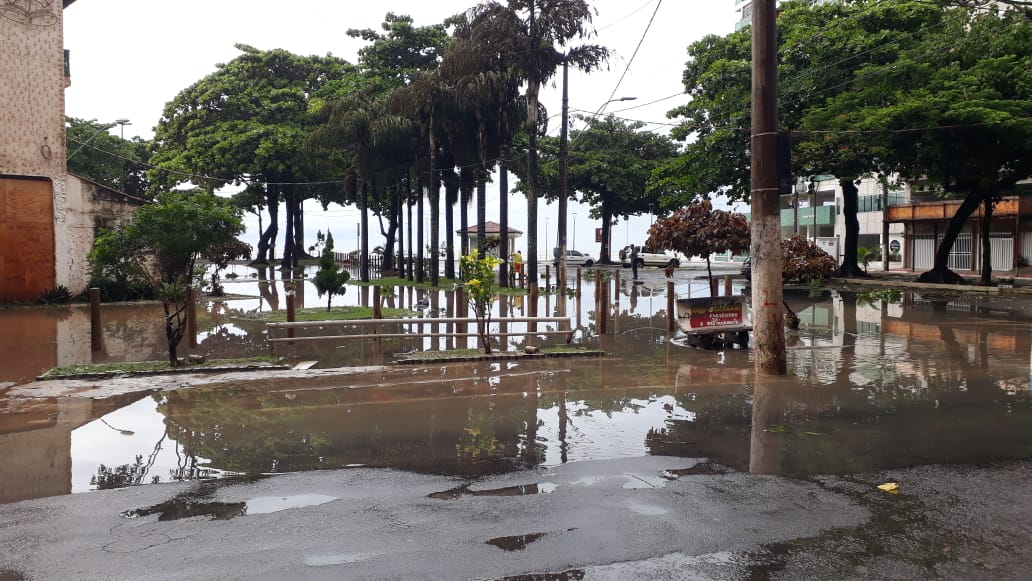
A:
545;216;550;261
68;118;130;159
571;213;577;251
557;57;635;275
115;118;131;139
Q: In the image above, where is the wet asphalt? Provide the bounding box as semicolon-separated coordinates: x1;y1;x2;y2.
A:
1;455;1030;580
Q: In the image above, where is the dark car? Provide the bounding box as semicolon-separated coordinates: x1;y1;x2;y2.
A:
740;257;751;279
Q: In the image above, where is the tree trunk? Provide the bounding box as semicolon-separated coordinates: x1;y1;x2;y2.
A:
293;195;305;259
477;178;487;256
460;167;472;258
280;187;296;270
381;191;400;275
430;174;440;288
407;190;414;281
600;208;613;263
917;191;984;284
254;188;279;264
416;175;425;284
980;196;994;285
396;189;404;279
445;173;458;279
360;181;370;283
498;158;510;287
836;179;865;278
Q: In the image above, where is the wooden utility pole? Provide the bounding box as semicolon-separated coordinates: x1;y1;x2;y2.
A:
750;0;787;375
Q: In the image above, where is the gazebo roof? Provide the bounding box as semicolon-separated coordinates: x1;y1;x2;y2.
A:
458;221;523;235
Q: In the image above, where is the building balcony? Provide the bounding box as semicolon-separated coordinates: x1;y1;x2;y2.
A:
887;197;1021;222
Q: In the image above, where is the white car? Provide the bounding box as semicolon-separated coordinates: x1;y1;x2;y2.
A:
553;249;596;267
619;245;680;268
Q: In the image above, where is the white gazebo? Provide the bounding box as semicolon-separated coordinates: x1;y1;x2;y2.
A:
458;221;523;258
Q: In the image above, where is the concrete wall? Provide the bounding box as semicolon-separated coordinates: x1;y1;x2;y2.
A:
58;175;143;293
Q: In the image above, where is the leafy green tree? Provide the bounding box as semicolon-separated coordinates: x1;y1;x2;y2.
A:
150;45;356;266
313;232;350;310
533;116;678;263
800;4;1032;283
466;0;608;281
66;117;151;198
89;191;244;365
645;200;750;294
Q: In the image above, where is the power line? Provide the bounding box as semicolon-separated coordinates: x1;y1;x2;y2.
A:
599;0;663;111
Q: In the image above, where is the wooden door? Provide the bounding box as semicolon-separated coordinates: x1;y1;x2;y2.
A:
0;177;55;303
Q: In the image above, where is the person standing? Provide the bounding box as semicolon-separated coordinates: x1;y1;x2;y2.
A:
512;250;523;286
631;245;639;280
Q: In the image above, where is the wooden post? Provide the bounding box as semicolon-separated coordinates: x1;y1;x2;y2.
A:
187;287;198;348
373;286;382;319
576;267;582;301
544;265;551;293
529;283;539;338
286;292;296;345
667;280;676;332
709;277;719;298
724;274;733;296
89;288;102;353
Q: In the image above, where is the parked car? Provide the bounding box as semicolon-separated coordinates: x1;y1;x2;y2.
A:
619;245;680;268
553;249;596;267
740;257;751;279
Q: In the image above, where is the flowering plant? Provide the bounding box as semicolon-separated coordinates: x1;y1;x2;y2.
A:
459;251;503;353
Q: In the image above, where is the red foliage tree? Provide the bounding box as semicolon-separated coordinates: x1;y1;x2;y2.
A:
645;200;750;295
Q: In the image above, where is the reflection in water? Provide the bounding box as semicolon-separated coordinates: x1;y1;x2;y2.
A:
3;289;1032;503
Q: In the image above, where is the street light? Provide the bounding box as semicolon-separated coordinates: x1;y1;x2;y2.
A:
68;118;130;158
115;118;131;139
545;216;550;260
558;83;635;273
572;212;577;251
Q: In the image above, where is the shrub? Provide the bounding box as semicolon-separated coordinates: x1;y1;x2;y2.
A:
38;286;72;304
781;236;836;282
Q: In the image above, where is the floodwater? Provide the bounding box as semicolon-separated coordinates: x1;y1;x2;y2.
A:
2;263;1032;505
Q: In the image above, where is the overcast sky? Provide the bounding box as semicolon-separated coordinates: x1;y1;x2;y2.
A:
64;1;736;258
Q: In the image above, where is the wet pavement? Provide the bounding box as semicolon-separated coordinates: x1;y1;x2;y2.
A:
2;263;1032;579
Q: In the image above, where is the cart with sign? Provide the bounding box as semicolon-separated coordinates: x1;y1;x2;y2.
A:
675;295;751;349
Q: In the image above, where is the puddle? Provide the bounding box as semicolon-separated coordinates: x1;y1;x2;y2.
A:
121;476;266;521
5;291;1032;503
430;482;557;500
662;462;733;479
487;532;547;551
622;474;669;489
246;494;336;515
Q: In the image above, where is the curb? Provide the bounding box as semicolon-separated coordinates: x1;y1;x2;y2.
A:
394;350;605;365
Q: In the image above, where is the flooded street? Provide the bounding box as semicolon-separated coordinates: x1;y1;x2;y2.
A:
2;265;1032;579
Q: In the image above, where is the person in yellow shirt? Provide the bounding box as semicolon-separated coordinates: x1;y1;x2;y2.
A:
511;250;523;284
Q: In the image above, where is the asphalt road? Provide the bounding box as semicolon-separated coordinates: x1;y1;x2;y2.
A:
1;455;1030;580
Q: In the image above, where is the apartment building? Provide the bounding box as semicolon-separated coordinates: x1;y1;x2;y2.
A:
735;0;838;30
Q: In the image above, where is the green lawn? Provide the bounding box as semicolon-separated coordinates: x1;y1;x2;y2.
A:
41;356;283;378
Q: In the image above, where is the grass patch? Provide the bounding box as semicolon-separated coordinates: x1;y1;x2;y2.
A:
350;277;459;291
41;356;282;378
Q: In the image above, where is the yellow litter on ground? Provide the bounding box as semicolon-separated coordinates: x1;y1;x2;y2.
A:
877;482;900;494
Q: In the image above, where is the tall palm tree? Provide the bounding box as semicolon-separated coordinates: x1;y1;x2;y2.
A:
466;0;608;284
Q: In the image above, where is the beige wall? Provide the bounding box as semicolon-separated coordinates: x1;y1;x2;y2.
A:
59;175;143;293
0;1;68;180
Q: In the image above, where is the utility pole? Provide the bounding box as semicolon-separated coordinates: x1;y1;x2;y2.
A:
558;59;570;294
750;0;787;376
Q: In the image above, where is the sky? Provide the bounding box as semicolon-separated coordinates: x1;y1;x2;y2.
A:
63;0;736;259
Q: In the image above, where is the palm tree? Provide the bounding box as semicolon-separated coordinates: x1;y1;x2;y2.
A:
464;0;608;286
309;91;412;282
